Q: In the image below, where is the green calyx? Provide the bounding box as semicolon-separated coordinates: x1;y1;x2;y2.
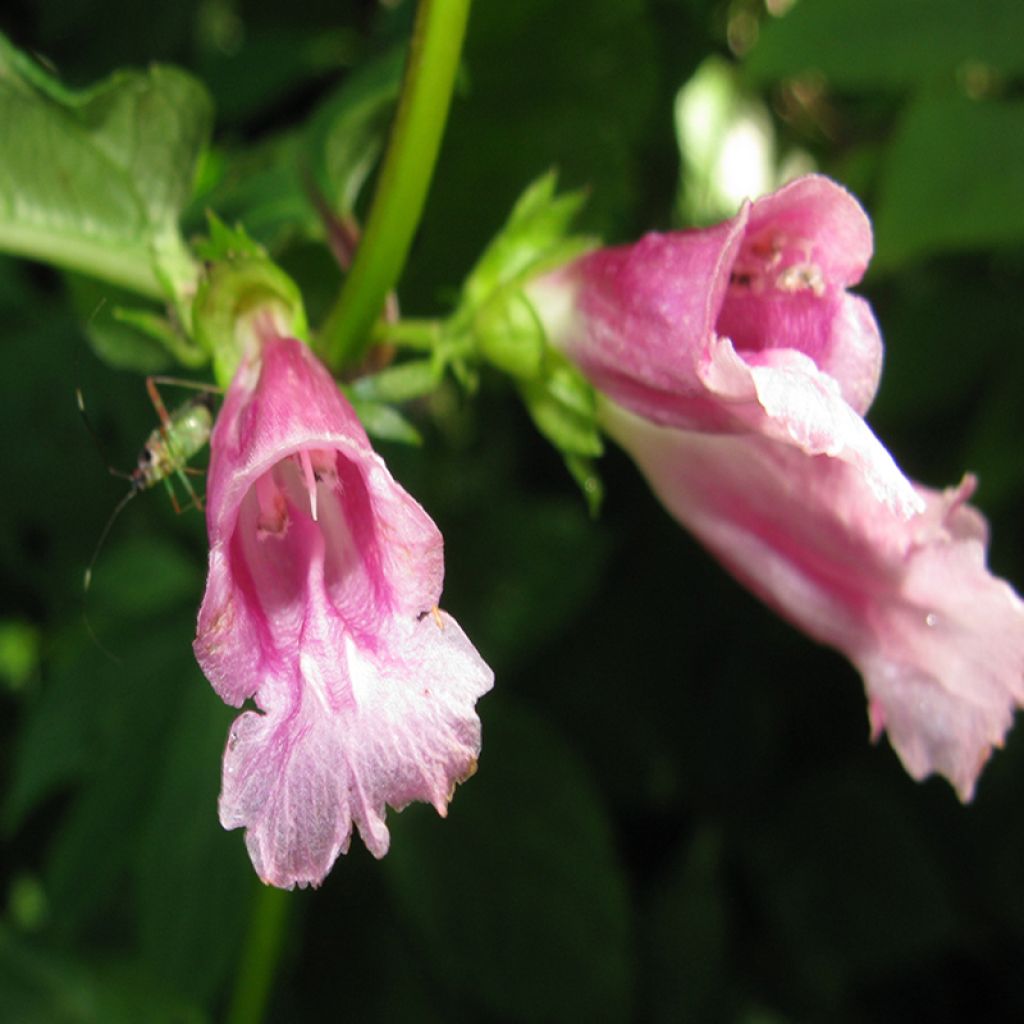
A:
192;215;309;386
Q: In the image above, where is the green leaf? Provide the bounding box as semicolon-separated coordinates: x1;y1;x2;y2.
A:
745;0;1024;90
188;135;319;253
345;394;423;446
0;33;211;302
193;212;266;263
873;95;1024;267
66;275;205;374
384;699;633;1022
306;48;405;216
350;358;442;404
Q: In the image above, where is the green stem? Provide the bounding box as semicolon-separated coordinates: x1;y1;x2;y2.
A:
373;316;444;351
225;884;290;1024
318;0;472;371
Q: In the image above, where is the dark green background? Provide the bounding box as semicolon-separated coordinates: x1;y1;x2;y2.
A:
3;0;1024;1020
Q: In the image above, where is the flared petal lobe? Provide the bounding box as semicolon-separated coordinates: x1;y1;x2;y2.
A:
194;336;492;888
531;174;1024;798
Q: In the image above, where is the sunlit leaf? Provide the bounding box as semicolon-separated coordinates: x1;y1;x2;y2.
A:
0;33;211;303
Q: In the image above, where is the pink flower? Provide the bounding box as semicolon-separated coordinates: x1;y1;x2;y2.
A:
194;334;493;888
530;174;1024;799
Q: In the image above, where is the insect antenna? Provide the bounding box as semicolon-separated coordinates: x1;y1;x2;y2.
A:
83;486;139;593
75;386;133;484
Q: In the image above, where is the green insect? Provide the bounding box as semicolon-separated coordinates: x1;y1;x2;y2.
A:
79;376;219;591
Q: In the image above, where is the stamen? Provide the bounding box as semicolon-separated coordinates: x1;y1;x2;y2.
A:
309;449;339;489
299;449;318;521
775;262;825;297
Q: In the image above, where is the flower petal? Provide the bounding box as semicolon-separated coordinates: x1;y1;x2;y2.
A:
600;400;1024;799
220;614;489;889
194;335;493;885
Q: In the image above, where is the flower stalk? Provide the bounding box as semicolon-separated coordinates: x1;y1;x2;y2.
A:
318;0;472;372
225;885;290;1024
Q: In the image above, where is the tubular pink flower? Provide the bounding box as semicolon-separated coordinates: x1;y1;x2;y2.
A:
194;334;492;888
531;174;1024;799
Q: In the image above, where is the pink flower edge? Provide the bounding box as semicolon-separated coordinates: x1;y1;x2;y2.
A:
194;335;493;888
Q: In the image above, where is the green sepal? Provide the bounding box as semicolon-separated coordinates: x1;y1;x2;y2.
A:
351;357;444;404
473;286;545;380
192;213;308;386
565;454;604;518
193;213;266;262
461;171;595;312
518;354;604;459
111;307;207;368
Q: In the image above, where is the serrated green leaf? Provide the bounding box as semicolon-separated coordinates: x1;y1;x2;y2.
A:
0;33;211;302
874;95;1024;267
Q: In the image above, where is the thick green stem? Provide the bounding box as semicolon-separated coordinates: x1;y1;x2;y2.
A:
318;0;472;371
225;884;290;1024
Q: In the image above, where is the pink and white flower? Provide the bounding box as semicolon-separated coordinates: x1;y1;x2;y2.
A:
530;174;1024;799
194;333;492;888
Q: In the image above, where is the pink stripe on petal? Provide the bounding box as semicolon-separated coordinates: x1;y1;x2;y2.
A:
195;335;492;888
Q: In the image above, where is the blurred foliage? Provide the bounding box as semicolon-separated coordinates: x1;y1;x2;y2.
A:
1;1;1023;1022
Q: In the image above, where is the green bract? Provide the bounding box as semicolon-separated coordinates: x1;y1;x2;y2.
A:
456;173;604;507
192;215;308;386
